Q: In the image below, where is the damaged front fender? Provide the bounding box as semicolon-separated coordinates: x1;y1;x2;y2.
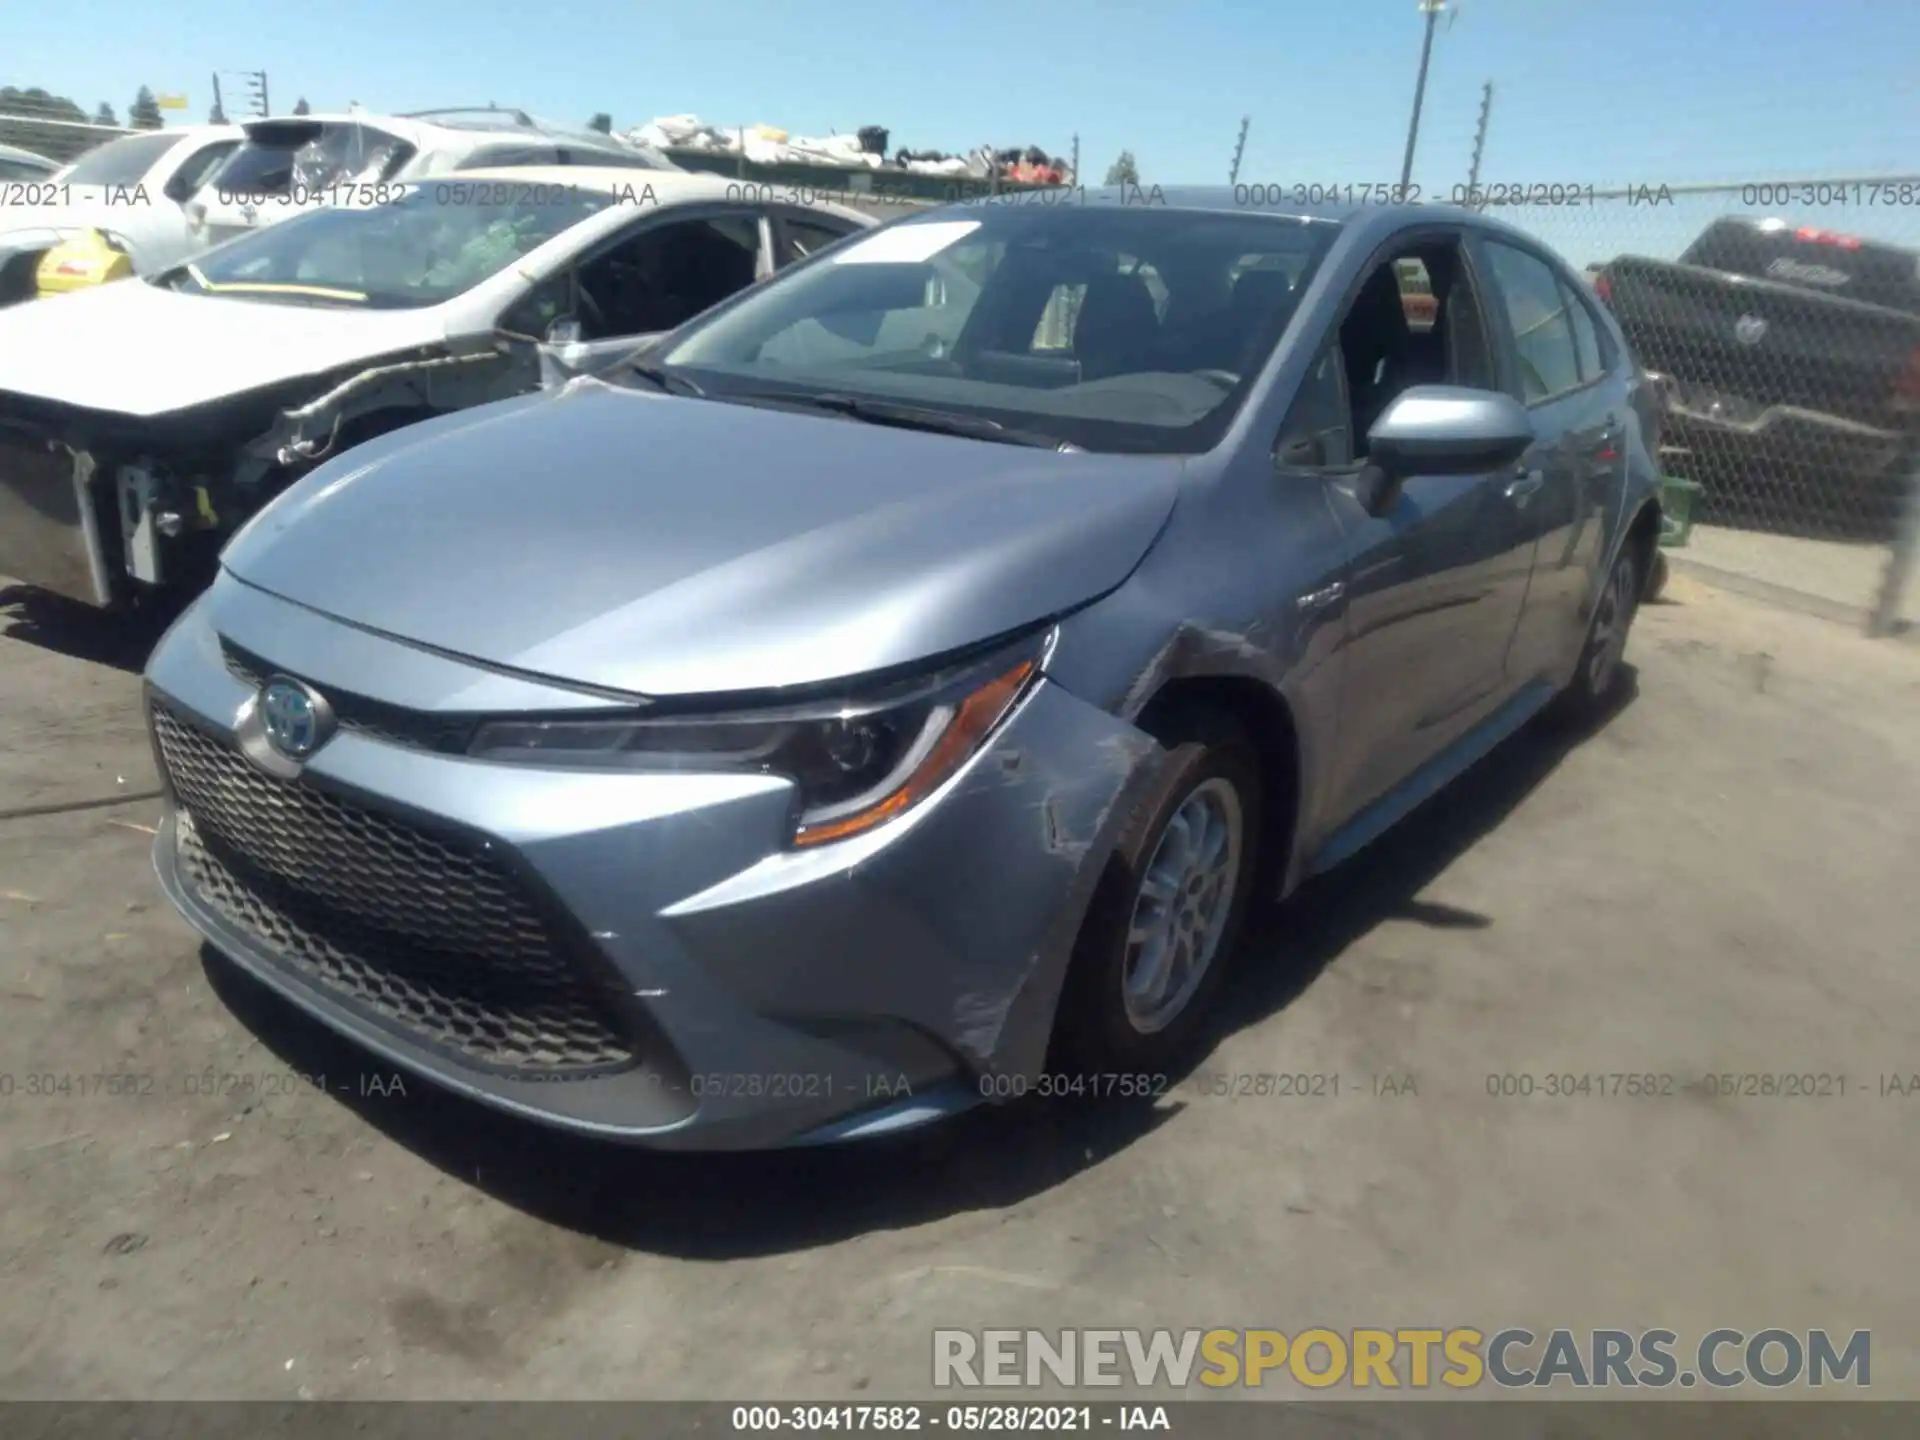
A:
650;677;1163;1089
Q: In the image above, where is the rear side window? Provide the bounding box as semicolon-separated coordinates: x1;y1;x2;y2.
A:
56;132;182;187
170;139;239;198
1483;241;1584;402
459;143;559;168
217;124;413;196
783;215;860;261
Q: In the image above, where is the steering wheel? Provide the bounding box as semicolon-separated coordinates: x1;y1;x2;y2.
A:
1194;368;1239;391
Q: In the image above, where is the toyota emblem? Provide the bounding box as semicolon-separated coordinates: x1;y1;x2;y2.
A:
259;677;333;759
1733;314;1768;346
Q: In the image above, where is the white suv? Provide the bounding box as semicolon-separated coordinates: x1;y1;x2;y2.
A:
187;107;679;246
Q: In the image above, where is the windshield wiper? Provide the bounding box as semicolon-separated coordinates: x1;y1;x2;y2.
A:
628;358;705;397
731;391;1077;450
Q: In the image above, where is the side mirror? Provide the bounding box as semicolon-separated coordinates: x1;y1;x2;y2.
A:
1366;385;1534;479
163;173;198;205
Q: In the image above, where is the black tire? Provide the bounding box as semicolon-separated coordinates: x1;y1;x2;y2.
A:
1052;717;1264;1077
1546;544;1641;728
1644;549;1669;603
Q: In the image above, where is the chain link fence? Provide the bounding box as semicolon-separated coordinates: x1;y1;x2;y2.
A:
1466;181;1920;633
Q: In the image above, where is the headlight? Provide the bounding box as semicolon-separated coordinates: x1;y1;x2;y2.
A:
468;633;1047;847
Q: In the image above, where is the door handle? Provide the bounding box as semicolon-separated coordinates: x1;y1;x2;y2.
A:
1297;580;1346;613
1505;471;1544;503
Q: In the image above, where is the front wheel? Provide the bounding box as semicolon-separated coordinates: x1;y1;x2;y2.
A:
1546;545;1640;728
1053;721;1263;1075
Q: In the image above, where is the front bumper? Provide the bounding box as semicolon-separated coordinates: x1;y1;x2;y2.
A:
144;575;1156;1150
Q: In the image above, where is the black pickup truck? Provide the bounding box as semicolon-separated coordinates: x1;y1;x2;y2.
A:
1594;217;1920;541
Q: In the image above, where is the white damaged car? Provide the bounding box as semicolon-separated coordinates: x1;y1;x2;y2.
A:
184;108;680;249
0;167;872;607
0;125;246;305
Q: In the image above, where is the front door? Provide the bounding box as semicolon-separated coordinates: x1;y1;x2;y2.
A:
1317;237;1545;824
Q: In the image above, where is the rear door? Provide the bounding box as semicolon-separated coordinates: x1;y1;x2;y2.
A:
1474;235;1621;682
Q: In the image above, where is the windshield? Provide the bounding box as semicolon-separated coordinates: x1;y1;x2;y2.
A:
212;123;414;198
659;205;1338;454
53;132;182;188
167;185;615;308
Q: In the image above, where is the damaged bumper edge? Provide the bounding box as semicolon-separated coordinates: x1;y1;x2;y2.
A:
0;439;114;605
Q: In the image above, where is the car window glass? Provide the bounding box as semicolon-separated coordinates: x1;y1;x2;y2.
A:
1276;343;1353;468
1563;279;1605;380
574;214;762;338
1031;253;1165;351
785;217;858;261
1484;241;1583;401
660;208;1339;456
171;140;240;198
459;144;555;169
55;132;181;187
184;186;615;309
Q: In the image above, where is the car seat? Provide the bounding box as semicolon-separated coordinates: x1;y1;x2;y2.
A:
1070;273;1159;380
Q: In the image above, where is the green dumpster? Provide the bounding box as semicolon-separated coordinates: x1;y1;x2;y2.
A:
1658;475;1704;548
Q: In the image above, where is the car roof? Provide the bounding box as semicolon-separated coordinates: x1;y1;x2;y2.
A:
943;185;1574;253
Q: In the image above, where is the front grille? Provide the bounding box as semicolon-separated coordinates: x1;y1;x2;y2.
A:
221;641;480;755
153;703;635;1073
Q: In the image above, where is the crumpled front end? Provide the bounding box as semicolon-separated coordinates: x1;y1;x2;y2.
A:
144;573;1159;1150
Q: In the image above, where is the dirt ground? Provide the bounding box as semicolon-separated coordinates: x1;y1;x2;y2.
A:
2;571;1918;1402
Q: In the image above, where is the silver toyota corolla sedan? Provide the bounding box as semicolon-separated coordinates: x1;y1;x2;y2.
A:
144;189;1663;1150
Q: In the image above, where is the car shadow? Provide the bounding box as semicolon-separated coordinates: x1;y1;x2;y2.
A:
202;667;1638;1260
0;583;180;673
1214;666;1641;1035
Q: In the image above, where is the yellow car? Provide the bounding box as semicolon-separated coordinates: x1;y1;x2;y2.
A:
35;230;136;297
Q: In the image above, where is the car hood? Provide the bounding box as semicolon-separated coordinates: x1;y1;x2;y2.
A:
223;381;1187;698
0;280;449;418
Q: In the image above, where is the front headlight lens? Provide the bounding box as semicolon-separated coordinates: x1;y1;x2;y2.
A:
468;635;1045;847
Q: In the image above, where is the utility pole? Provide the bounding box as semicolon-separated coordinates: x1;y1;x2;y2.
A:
1071;133;1080;184
1228;115;1251;186
1398;0;1447;195
1466;80;1493;202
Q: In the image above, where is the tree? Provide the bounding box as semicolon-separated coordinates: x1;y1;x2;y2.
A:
208;98;228;124
128;87;164;130
1104;150;1140;187
0;87;87;125
588;113;612;134
293;97;311;115
94;102;118;126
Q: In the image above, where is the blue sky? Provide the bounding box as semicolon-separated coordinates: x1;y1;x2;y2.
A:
9;0;1920;262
